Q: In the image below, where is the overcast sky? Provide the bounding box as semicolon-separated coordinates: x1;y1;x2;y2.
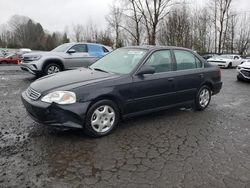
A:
0;0;249;32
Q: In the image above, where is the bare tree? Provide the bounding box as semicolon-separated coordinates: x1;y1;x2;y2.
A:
229;13;237;53
159;5;191;48
222;12;238;53
120;0;143;45
83;20;99;42
211;0;218;53
134;0;176;45
72;24;84;42
106;6;124;48
236;13;250;55
218;0;233;53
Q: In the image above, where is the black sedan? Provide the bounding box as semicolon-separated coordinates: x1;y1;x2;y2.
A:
21;46;222;137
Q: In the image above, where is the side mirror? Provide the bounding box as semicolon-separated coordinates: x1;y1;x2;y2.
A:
136;66;155;76
67;49;76;54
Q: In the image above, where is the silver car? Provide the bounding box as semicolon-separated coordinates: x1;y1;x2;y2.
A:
20;43;112;76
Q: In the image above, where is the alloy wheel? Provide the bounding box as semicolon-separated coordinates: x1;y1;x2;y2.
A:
47;65;60;74
91;105;115;133
199;88;210;108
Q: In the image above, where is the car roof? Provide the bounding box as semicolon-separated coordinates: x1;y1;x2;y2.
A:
221;54;240;56
121;45;196;52
65;42;111;48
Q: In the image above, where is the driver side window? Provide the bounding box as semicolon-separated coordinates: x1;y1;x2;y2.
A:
143;50;172;73
70;44;88;53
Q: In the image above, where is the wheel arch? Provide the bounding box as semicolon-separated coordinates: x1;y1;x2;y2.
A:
200;81;214;93
42;59;65;71
87;94;123;117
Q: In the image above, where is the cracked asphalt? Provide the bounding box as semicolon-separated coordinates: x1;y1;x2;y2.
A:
0;65;250;188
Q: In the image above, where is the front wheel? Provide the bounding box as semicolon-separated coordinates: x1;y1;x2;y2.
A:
44;63;61;75
84;100;120;137
195;85;212;111
237;75;243;82
228;62;232;68
0;61;7;64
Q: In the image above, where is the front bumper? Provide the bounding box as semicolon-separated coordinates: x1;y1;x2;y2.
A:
20;62;42;75
209;62;228;68
237;68;250;81
21;91;90;129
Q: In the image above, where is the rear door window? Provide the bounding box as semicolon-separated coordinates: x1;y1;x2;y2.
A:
88;44;104;57
174;50;203;70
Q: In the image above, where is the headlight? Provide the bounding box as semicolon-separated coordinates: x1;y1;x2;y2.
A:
41;91;76;104
28;55;41;61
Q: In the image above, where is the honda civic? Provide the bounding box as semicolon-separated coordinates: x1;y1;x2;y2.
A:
22;46;222;137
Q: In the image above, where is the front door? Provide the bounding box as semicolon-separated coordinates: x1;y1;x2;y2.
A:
126;50;176;114
64;44;89;69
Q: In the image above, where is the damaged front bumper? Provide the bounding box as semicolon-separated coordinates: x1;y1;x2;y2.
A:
21;91;90;129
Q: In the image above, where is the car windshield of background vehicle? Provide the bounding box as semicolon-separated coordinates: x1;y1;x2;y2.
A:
5;54;15;58
90;48;147;74
51;43;72;52
219;55;234;59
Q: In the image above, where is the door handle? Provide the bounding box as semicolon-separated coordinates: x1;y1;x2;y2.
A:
168;78;174;82
199;74;204;78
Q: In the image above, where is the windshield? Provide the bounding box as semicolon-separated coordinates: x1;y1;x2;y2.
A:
51;43;72;52
90;48;147;74
219;55;233;59
5;54;15;58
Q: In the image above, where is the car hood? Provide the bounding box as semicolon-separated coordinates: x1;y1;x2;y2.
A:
30;68;119;94
23;51;64;57
207;58;230;61
240;62;250;68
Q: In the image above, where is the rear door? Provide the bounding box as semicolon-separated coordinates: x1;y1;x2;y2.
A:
126;50;177;114
172;50;204;103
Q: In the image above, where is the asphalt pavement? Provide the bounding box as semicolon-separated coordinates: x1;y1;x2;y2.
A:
0;65;250;188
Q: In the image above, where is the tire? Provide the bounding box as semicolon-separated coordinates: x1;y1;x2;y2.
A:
44;63;61;75
0;61;7;64
84;100;120;137
237;75;243;82
228;62;232;68
195;85;212;111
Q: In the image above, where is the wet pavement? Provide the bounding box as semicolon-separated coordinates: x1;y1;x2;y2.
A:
0;65;250;188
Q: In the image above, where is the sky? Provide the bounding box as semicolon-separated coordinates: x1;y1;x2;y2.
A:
0;0;249;32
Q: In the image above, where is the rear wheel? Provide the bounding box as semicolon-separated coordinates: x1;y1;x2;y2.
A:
44;63;61;75
195;85;212;111
84;100;120;137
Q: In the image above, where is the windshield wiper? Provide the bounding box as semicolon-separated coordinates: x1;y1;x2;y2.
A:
90;67;109;73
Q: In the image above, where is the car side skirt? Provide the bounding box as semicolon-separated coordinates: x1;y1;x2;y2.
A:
122;100;194;119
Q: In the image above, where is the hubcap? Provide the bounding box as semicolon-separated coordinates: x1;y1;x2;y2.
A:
47;65;60;74
91;105;115;133
199;88;210;108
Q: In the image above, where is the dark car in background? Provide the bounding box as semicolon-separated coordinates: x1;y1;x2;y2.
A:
20;42;112;76
21;46;222;137
202;53;218;60
0;53;22;64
